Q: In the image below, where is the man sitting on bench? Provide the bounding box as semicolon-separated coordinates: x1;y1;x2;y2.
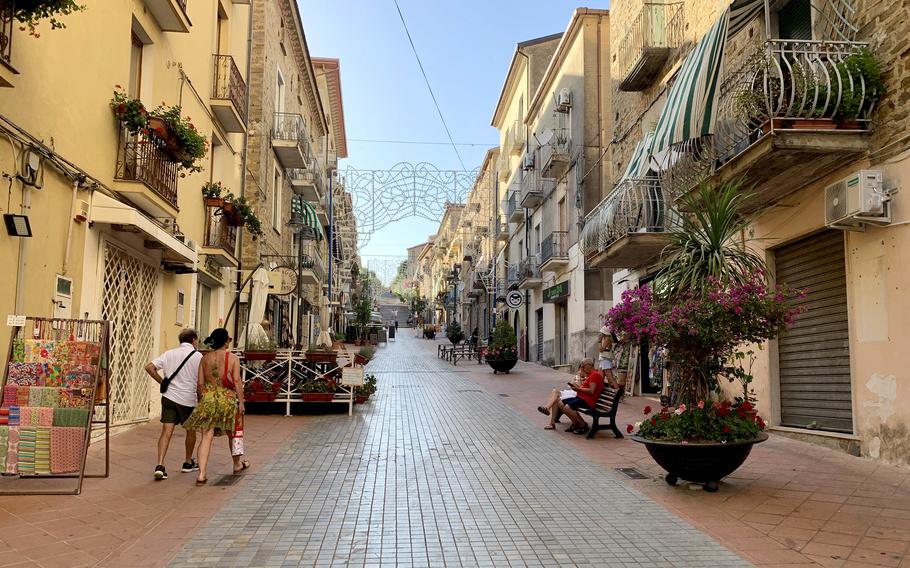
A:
547;359;605;435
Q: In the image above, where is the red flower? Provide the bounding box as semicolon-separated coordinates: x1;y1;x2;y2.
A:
740;400;753;412
723;425;731;433
643;405;652;414
660;414;669;421
650;418;657;426
117;103;126;114
626;424;634;434
757;417;766;429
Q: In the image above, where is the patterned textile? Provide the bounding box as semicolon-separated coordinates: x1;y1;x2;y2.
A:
183;385;237;434
52;408;90;428
17;427;36;474
5;427;18;474
2;386;17;408
35;427;50;475
28;388;43;408
0;426;7;467
23;340;60;363
60;366;94;389
8;407;19;427
65;342;101;367
19;407;38;427
39;387;60;408
16;387;30;407
50;427;84;474
7;363;44;386
37;408;54;427
58;390;92;409
11;340;25;363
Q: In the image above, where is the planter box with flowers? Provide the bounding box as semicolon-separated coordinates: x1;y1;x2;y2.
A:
353;374;377;403
299;377;335;402
244;378;279;402
606;183;805;491
201;181;263;239
485;320;518;374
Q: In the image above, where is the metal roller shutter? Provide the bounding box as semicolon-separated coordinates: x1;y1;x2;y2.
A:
776;231;853;433
536;309;543;362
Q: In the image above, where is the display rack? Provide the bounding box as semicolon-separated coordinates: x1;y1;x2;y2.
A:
0;317;110;495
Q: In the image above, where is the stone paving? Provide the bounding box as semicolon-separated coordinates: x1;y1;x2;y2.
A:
170;335;749;567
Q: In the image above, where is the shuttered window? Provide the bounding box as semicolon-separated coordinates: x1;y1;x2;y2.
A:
775;230;853;433
778;0;813;40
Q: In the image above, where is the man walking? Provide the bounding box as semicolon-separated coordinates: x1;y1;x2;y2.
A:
145;329;203;480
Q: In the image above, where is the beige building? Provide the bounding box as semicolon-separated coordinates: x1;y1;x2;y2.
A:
0;1;251;426
583;0;910;465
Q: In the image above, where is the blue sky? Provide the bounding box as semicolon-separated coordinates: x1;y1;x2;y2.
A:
297;0;601;276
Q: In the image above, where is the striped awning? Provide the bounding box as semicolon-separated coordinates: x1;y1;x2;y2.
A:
621;133;655;180
292;196;324;240
648;0;765;162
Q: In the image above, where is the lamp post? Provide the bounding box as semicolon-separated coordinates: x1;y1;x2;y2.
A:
288;196;308;348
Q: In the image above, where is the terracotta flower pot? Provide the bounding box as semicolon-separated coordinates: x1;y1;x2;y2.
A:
203;197;225;208
243;351;276;361
245;392;277;402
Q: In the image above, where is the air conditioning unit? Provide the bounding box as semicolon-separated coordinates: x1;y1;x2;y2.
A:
555;89;572;113
175;233;198;252
522;153;535;171
825;170;890;228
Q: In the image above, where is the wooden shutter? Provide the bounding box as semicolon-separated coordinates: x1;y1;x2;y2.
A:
775;231;853;433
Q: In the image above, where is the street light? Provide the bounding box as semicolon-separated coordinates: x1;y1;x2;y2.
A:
288;196;314;348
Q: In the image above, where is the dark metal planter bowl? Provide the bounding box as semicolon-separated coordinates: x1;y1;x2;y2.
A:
487;358;518;374
631;432;769;492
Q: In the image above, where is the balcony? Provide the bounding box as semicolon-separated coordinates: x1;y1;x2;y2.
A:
210;54;247;133
517;255;542;288
271;113;312;168
201;204;238;267
145;0;191;33
540;130;572;180
667;40;874;209
505;191;523;223
0;1;16;87
508;120;526;156
298;241;325;285
540;231;569;270
519;171;543;209
617;2;684;92
584;177;676;269
496;215;510;242
288;167;322;203
114;130;179;218
506;265;520;289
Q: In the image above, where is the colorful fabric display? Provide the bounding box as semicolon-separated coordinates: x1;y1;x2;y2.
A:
7;363;44;386
60;366;94;389
1;386;16;408
34;427;50;475
50;427;83;474
5;427;18;474
19;407;39;427
17;427;36;474
16;387;30;407
28;388;43;408
37;408;53;427
65;342;100;367
0;426;8;467
8;407;19;427
39;387;60;408
23;340;55;363
11;339;25;363
52;408;89;428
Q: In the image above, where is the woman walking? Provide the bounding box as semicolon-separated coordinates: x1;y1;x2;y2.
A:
184;328;249;485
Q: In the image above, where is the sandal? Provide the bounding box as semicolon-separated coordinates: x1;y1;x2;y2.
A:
233;461;251;474
544;424;556;430
573;425;590;435
565;424;577;433
537;406;549;416
195;477;207;486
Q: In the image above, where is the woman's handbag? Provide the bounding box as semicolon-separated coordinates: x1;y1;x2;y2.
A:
228;411;244;457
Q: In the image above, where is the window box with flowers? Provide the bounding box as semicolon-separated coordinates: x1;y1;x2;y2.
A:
298;378;334;402
485;320;518;374
201;182;263;239
607;183;805;491
244;378;278;402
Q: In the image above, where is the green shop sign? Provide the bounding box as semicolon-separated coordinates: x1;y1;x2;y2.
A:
543;280;570;303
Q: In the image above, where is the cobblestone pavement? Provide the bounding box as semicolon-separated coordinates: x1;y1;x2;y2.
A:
170;335;749;567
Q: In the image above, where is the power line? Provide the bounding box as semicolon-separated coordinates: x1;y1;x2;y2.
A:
392;0;467;170
349;137;494;147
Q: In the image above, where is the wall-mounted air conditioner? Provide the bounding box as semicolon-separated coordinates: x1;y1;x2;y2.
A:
522;153;535;171
825;170;890;229
555;89;572;113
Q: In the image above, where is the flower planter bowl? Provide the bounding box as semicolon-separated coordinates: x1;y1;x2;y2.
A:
301;392;333;402
306;351;338;364
353;354;369;366
631;432;769;492
487;357;518;374
243;351;277;361
355;395;367;404
245;392;277;402
203;196;225;208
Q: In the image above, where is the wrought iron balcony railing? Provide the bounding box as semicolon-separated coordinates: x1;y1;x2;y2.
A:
0;0;13;68
616;2;684;91
539;129;572;179
581;177;675;254
505;191;522;221
114;131;179;209
507;265;520;288
299;240;325;281
212;54;248;123
203;204;238;255
272;112;309;147
518;255;541;284
540;231;568;265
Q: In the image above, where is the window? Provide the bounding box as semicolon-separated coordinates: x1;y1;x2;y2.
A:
275;68;286;113
534;224;541;255
777;0;812;40
196;284;212;338
584;269;612;301
176;289;185;326
129;33;143;98
272;167;282;233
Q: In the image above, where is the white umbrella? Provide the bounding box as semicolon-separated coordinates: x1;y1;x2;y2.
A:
240;267;271;349
315;295;333;349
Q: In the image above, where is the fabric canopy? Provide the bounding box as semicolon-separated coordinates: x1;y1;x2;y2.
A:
292;196;324;240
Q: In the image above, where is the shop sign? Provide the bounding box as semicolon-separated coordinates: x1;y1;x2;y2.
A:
270;266;298;296
505;290;523;309
543;280;570;303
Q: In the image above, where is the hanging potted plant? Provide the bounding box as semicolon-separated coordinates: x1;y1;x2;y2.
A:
355;374;377;404
150;104;208;172
608;182;805;492
201;181;227;208
110;87;148;135
485;319;518;374
14;0;86;37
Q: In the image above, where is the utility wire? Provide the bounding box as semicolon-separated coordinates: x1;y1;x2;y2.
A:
350;137;493;147
392;0;467;170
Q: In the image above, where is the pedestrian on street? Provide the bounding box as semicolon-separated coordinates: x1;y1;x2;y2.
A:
556;358;605;435
184;328;249;485
394;319;399;331
144;328;203;480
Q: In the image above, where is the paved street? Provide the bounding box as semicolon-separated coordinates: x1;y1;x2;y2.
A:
170;334;747;567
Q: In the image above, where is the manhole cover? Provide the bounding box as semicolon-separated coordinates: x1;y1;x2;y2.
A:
212;474;244;486
617;468;648;479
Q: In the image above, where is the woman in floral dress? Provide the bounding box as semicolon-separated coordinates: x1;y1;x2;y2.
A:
184;328;249;484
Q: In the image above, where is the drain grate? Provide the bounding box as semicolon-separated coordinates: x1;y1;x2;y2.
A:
457;389;483;393
616;468;649;479
497;393;510;397
212;474;244;486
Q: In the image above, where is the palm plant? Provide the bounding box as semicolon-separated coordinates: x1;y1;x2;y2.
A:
656;180;766;297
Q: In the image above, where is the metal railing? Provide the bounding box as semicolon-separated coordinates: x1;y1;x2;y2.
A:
203;204;238;254
212;54;248;123
581;177;675;254
507;265;520;288
505;191;521;219
539;129;572;177
288;167;317;186
271;112;310;149
115;130;179;208
300;240;325;282
0;0;13;67
509;119;526;155
518;255;541;283
175;0;187;13
615;2;684;84
540;231;568;265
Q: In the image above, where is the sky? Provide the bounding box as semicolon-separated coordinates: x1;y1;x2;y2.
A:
296;0;603;281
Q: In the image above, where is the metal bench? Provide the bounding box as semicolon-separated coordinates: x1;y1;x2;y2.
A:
579;385;625;440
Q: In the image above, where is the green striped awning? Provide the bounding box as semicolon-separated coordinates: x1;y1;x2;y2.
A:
292;196;324;240
621;132;654;181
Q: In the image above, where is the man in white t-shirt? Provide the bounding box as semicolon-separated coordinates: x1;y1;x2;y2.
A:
144;329;203;480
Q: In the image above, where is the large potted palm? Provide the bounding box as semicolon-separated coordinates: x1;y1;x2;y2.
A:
611;182;805;491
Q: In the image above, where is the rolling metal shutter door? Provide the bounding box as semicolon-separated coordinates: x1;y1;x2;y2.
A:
536;309;543;362
776;231;853;433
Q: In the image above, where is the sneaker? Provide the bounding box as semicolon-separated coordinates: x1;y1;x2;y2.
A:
181;459;199;473
154;465;167;480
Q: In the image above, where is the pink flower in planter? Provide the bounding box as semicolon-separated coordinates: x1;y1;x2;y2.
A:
697;400;705;409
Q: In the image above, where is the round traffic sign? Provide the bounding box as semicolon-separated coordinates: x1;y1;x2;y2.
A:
505;290;523;309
